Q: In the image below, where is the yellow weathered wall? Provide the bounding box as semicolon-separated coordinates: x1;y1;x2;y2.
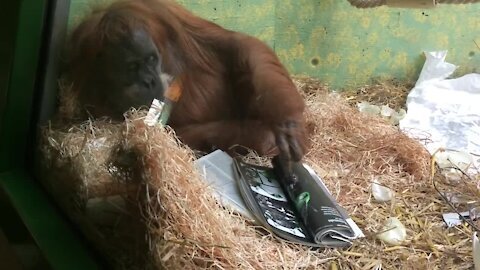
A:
273;0;480;89
69;0;480;89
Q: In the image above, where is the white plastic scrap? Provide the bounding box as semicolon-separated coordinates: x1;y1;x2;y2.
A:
372;178;394;202
399;51;480;170
357;101;381;116
474;232;480;270
357;102;406;125
380;105;395;118
434;149;473;172
381;105;407;125
442;211;470;228
434;149;474;182
377;217;407;245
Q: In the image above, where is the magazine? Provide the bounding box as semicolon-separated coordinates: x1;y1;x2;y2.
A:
194;150;363;247
233;157;363;247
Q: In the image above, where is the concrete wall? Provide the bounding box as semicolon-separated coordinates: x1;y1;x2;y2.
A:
68;0;480;89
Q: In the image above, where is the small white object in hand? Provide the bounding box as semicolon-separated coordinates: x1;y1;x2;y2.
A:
144;99;165;126
377;217;407;245
372;178;394;202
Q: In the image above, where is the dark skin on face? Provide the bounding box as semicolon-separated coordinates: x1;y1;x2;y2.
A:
94;29;164;118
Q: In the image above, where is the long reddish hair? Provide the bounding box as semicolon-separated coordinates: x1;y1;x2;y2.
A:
65;0;224;95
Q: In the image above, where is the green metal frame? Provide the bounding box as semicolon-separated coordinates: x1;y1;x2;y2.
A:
1;172;100;270
0;0;101;269
0;1;45;170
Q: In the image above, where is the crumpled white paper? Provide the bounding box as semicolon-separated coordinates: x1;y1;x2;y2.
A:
399;51;480;169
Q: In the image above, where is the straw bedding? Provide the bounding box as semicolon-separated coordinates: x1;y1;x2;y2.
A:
38;76;479;269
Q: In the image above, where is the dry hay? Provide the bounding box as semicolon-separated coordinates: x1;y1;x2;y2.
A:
37;76;480;269
38;119;149;269
340;79;414;111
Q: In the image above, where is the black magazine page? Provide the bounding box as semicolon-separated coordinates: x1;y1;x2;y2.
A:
272;158;356;246
233;159;318;246
233;158;360;247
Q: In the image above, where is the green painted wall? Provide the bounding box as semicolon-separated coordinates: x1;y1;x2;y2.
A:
68;0;480;89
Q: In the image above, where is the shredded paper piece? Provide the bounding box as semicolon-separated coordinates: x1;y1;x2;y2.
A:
442;211;470;228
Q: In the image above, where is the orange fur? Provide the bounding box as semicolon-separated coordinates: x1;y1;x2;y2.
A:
65;0;308;158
